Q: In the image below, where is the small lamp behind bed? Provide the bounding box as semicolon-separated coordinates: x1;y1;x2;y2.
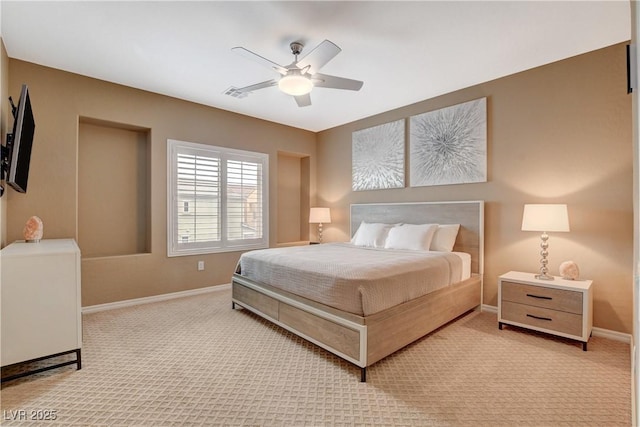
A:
309;207;331;243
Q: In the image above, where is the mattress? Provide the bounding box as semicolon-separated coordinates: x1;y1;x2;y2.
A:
237;243;468;316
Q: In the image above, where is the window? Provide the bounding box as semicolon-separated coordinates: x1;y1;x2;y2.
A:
167;139;269;256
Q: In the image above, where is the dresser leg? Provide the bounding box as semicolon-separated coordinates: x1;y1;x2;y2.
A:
582;342;587;351
498;322;503;330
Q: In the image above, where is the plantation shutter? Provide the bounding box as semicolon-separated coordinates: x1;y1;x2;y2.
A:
226;155;264;245
168;139;268;256
176;150;221;239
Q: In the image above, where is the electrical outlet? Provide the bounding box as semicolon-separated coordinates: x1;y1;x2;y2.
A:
197;261;205;271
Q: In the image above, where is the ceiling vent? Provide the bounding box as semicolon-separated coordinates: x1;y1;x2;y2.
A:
223;87;248;99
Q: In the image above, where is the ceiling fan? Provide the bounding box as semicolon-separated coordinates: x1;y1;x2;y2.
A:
225;40;364;107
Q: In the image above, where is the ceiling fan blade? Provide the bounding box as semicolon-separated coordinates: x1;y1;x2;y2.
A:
232;47;288;75
236;79;278;93
312;73;364;91
296;40;341;75
294;93;312;107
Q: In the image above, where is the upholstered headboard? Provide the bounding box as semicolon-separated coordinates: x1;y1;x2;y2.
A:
350;201;484;275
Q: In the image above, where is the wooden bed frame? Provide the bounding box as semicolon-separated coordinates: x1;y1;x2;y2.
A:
231;201;484;381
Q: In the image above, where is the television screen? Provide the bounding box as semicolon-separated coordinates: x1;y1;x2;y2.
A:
7;84;35;193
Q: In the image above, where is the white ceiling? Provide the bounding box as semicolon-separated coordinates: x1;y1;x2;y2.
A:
0;1;631;132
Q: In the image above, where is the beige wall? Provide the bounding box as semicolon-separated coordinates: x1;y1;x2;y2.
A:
4;59;316;306
2;43;633;333
317;43;633;333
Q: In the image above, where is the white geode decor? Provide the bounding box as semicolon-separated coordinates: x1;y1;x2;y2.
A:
559;260;579;280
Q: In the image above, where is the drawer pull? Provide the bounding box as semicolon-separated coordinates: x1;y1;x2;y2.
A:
526;293;552;300
527;313;552;322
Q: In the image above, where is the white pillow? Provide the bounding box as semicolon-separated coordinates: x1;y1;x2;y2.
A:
352;222;393;248
384;223;438;251
430;224;460;252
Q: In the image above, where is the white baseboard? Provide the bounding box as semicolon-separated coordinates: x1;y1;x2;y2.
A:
592;326;632;344
481;304;631;344
82;283;231;314
481;304;497;314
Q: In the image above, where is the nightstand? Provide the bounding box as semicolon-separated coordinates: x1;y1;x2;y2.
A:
498;271;593;351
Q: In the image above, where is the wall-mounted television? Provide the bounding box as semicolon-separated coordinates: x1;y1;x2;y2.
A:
1;84;35;194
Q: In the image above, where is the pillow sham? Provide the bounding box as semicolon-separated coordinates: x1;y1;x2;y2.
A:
430;224;460;252
384;223;438;251
352;222;394;248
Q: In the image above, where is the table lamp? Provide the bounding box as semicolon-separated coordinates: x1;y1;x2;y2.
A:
521;204;570;280
309;207;331;243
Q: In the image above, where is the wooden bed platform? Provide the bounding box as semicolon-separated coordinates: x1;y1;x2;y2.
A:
232;201;484;381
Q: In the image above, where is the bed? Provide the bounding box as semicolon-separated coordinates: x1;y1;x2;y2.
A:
231;201;484;381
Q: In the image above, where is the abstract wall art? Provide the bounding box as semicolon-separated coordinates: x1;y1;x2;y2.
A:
409;97;487;187
352;119;405;191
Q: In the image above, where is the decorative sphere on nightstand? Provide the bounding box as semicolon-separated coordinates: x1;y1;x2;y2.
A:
559;260;579;280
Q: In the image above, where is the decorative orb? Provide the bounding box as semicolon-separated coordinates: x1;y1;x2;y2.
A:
23;216;43;242
559;260;579;280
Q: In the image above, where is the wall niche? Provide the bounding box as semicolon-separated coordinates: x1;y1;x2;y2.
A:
78;118;151;258
277;151;310;245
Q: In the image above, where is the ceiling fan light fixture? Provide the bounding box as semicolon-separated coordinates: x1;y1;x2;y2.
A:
231;39;363;107
278;73;313;96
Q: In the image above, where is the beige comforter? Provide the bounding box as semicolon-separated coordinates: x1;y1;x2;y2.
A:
237;243;463;316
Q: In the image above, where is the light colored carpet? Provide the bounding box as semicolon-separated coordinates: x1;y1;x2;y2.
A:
1;288;631;426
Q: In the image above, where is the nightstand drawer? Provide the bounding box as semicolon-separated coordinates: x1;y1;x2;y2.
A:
501;281;582;314
501;301;583;337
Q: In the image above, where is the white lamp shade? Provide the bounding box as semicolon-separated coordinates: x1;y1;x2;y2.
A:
309;207;331;224
278;74;313;96
521;204;570;232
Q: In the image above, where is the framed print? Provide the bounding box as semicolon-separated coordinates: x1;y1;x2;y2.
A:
352;119;405;191
410;97;487;187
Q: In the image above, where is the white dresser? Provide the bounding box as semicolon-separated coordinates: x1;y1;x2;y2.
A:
1;239;82;379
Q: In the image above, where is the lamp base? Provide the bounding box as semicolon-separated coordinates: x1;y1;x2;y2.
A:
535;232;553;281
